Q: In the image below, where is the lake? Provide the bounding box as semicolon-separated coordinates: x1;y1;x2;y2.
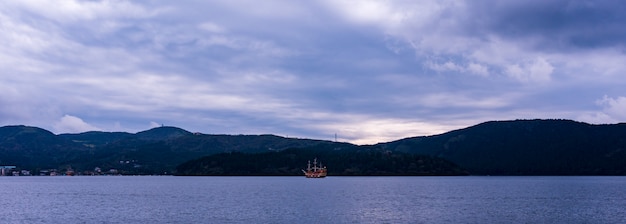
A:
1;176;625;223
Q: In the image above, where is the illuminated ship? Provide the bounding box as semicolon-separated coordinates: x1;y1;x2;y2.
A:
302;158;327;178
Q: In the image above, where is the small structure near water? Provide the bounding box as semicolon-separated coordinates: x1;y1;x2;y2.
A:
0;166;17;176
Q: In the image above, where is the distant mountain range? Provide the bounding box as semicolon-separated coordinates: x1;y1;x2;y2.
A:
1;119;626;175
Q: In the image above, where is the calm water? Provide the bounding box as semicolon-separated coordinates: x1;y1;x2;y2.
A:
1;176;625;223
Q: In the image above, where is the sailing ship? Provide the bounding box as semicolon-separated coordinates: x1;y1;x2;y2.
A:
302;158;327;178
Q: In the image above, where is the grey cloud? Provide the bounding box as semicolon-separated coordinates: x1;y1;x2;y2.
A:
2;1;626;143
463;0;626;50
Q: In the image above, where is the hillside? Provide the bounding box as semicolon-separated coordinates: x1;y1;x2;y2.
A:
176;148;468;176
2;119;626;175
379;119;626;175
0;125;86;169
63;129;350;175
1;125;354;175
59;131;133;148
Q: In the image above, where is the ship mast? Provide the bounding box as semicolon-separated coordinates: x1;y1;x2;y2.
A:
307;160;311;172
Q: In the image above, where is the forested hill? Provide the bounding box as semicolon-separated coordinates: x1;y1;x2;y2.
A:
0;125;354;174
379;119;626;175
2;119;626;175
0;125;87;169
176;148;468;176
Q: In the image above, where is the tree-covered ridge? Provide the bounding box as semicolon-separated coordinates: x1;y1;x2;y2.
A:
175;148;468;176
0;125;356;174
380;119;626;175
2;119;626;176
0;125;86;169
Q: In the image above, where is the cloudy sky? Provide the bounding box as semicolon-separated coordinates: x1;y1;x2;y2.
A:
1;0;626;144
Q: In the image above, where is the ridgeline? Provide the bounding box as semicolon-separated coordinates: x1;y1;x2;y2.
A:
1;119;626;176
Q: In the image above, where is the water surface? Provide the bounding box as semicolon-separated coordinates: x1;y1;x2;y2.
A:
1;176;625;223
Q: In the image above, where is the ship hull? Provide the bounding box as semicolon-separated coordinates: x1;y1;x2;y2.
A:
304;172;327;178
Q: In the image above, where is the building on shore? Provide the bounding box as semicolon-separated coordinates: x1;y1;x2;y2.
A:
0;166;17;176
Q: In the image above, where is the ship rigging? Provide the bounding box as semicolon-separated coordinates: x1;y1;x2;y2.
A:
302;158;327;178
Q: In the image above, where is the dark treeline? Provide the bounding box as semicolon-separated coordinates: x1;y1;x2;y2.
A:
380;119;626;175
175;148;469;176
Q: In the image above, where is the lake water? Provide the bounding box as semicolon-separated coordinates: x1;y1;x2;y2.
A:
1;176;625;223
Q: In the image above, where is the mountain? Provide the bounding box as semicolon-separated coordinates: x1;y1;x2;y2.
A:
0;125;86;169
378;119;626;175
3;119;626;176
63;129;351;175
5;125;345;174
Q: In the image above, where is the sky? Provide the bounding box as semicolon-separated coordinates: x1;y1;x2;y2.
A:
1;0;626;144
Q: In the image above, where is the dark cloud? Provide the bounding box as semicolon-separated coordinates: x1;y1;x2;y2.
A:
463;0;626;50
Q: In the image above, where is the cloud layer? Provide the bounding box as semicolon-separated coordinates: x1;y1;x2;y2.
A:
1;0;625;144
